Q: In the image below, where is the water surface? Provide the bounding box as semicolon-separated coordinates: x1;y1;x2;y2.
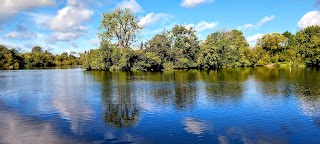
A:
0;67;320;144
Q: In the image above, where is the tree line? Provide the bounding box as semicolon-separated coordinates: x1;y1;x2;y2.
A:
2;9;319;70
83;9;320;71
0;45;83;69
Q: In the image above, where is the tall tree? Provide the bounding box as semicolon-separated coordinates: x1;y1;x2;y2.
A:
99;8;141;49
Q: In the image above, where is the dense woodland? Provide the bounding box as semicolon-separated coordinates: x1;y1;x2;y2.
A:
83;9;320;71
0;45;83;69
1;9;320;71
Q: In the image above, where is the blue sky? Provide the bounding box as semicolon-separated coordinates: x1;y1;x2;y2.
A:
0;0;319;54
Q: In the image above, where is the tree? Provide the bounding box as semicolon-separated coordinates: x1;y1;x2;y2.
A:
199;30;250;68
0;45;23;69
257;33;288;57
99;8;141;49
31;46;43;53
171;25;200;68
144;30;173;70
295;25;320;66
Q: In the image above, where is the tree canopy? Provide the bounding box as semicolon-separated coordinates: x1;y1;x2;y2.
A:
99;8;141;48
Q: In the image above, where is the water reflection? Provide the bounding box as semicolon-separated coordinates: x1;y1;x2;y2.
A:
200;68;251;103
182;117;209;135
89;71;140;128
88;68;320;129
1;67;320;143
218;126;287;144
0;102;88;144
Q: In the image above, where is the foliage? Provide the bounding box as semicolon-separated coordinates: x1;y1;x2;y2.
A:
0;45;23;69
3;8;320;70
295;25;320;66
84;8;320;71
0;45;82;69
198;30;251;68
171;25;200;68
99;8;141;49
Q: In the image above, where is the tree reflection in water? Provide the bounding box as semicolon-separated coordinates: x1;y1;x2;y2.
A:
88;67;320;130
200;68;251;103
89;71;140;128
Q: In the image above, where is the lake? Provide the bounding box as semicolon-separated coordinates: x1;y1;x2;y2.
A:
0;67;320;144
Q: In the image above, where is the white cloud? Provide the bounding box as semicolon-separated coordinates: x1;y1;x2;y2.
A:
237;24;254;31
4;24;36;39
115;0;142;13
257;15;275;27
238;15;275;31
44;0;93;43
5;32;21;38
0;0;55;20
49;31;85;42
181;0;213;8
4;31;36;39
138;13;170;28
186;21;218;32
247;33;264;44
46;0;93;32
298;11;320;29
194;21;218;32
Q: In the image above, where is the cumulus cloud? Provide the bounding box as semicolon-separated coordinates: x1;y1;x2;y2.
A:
186;21;218;32
298;11;320;29
238;15;275;31
115;0;142;13
247;33;264;45
0;0;55;20
45;0;93;32
4;24;36;39
138;13;170;28
45;0;93;42
181;0;214;8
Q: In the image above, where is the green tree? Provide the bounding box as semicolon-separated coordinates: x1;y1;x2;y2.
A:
199;30;250;68
257;33;288;60
0;45;23;69
31;46;43;53
143;30;173;70
171;25;200;68
295;25;320;66
99;8;141;49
